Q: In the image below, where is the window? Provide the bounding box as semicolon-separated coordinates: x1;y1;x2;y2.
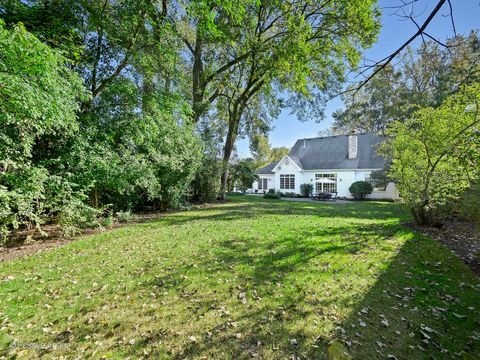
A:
315;173;337;193
280;174;295;190
258;178;268;190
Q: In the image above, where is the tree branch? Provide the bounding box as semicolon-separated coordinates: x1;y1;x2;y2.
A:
352;0;447;94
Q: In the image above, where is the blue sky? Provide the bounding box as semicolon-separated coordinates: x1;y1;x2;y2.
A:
236;0;480;157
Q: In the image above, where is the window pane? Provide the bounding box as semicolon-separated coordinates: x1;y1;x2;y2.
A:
315;173;337;193
280;174;295;190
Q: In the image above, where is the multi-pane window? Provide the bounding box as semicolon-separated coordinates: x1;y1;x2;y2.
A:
315;173;337;193
258;178;268;190
280;174;295;190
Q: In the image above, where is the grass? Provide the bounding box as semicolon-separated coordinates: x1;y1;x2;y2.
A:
1;196;479;359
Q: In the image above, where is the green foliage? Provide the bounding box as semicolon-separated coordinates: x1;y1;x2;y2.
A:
115;211;133;223
228;159;258;191
250;134;290;168
369;169;390;190
0;21;93;241
191;157;223;203
263;192;280;199
300;183;314;197
72;105;203;211
349;181;373;200
58;198;100;237
455;183;480;225
0;21;86;164
0;19;202;241
382;84;480;226
334;33;480;133
101;215;114;228
279;192;297;198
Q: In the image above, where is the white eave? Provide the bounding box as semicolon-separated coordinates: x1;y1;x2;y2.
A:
271;155;303;172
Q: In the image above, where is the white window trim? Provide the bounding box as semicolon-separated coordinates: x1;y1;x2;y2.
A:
280;174;295;190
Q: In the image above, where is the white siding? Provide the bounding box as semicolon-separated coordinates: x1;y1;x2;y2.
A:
273;157;302;193
253;163;399;200
301;170;355;197
369;182;400;200
253;174;275;192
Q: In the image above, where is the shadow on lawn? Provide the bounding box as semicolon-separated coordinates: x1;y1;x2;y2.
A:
140;199;479;359
336;236;480;360
163;239;479;359
152;200;405;228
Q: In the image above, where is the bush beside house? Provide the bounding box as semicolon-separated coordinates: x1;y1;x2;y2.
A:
349;181;373;200
300;183;314;197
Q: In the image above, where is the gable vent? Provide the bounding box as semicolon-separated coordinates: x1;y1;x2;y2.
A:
348;134;358;159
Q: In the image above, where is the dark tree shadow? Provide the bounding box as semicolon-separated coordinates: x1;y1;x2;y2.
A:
335;236;480;359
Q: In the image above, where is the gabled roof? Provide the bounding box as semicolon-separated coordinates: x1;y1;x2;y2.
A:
271;155;302;172
288;133;386;170
255;161;279;174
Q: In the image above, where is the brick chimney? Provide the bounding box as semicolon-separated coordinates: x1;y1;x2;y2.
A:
348;131;358;159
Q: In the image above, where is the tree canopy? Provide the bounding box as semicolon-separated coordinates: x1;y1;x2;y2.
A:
380;84;480;226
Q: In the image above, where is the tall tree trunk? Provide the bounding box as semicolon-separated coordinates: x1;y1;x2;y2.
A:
219;112;240;200
192;35;204;123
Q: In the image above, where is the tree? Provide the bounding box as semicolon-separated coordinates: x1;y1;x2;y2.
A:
369;169;391;190
0;21;88;239
334;33;480;133
250;134;288;168
213;0;381;198
333;64;406;134
250;134;292;169
381;84;480;226
269;147;289;162
228;159;258;192
0;3;204;239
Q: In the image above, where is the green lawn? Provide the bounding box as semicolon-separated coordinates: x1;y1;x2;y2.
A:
1;196;479;359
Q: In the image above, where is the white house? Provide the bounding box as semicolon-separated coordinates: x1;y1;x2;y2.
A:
252;133;399;200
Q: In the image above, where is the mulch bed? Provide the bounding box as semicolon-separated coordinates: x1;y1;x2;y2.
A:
407;220;480;276
0;212;168;263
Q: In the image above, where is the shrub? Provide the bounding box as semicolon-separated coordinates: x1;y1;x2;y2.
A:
101;216;114;228
381;85;480;226
58;199;100;237
455;183;480;225
190;157;222;203
264;192;280;199
349;181;373;200
116;210;133;223
300;183;314;197
282;192;297;198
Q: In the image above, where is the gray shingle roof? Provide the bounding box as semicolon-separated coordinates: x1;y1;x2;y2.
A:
288;133;386;170
255;161;279;174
